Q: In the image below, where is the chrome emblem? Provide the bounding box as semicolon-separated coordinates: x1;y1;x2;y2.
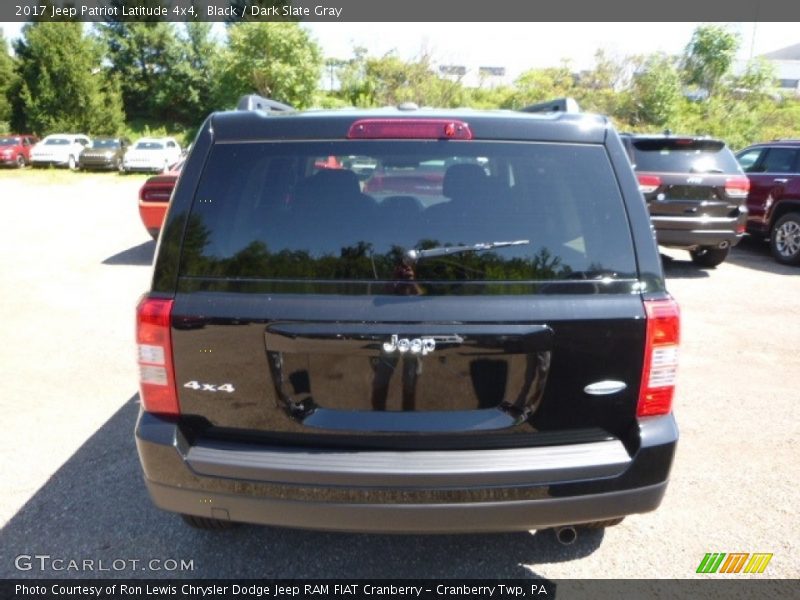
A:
382;334;436;356
687;176;703;184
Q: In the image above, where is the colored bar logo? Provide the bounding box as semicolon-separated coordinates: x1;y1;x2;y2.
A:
697;553;773;574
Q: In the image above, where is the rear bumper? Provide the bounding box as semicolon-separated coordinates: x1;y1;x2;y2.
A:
79;158;117;170
146;479;668;534
138;202;167;234
651;213;747;248
135;411;678;533
30;158;69;167
125;162;163;172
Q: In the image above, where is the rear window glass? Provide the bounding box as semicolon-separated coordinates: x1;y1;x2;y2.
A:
135;141;164;150
180;141;636;286
92;139;121;149
630;138;741;174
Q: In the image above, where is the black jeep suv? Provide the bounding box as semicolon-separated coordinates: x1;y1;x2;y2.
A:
621;134;750;267
135;98;679;538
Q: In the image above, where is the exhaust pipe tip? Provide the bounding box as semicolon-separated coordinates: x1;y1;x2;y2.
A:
719;240;730;249
554;525;578;546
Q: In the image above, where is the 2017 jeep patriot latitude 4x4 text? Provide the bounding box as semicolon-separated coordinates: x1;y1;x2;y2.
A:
135;98;679;536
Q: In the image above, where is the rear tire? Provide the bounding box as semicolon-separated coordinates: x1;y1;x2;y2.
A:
582;517;625;529
180;514;237;530
15;154;25;168
770;213;800;265
689;246;729;268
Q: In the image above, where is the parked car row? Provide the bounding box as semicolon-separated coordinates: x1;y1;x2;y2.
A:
0;133;182;173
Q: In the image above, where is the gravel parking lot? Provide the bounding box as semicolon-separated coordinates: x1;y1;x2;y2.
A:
0;172;798;580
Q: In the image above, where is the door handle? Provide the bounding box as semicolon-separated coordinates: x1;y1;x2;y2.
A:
773;178;788;183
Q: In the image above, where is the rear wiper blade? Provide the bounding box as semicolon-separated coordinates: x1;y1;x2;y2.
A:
405;240;530;263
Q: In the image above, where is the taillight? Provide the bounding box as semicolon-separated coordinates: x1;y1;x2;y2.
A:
141;187;173;202
725;176;750;198
637;174;661;194
637;298;680;417
136;296;179;416
347;119;473;140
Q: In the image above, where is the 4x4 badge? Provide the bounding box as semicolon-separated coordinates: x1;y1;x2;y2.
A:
382;334;436;356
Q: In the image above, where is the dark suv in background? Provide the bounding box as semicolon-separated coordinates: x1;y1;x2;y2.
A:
78;137;130;171
736;140;800;265
135;97;679;542
622;134;749;267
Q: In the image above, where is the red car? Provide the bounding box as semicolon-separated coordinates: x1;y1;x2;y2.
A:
0;134;39;168
139;160;183;239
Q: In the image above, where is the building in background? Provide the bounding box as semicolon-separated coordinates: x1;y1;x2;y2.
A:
760;43;800;94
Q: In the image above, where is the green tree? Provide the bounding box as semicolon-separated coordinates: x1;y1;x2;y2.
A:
464;85;514;109
574;49;631;116
218;23;322;109
624;53;682;128
98;13;181;121
335;46;374;106
582;49;627;91
13;22;124;134
751;99;800;145
682;25;740;96
0;28;17;129
733;57;778;103
170;22;220;124
336;48;466;108
504;63;576;109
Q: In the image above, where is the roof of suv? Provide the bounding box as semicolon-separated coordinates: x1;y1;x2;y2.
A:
210;107;610;144
621;132;724;143
741;139;800;148
621;133;741;174
41;134;88;140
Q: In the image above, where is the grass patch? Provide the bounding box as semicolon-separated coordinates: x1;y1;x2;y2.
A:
123;118;194;147
0;166;151;185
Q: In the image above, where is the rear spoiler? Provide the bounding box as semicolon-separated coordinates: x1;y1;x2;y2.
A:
520;97;581;114
236;94;295;113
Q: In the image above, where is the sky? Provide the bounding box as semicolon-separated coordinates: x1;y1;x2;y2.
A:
303;22;800;75
2;21;799;81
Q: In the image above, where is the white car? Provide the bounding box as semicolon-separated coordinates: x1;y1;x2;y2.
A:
29;134;91;169
123;137;182;173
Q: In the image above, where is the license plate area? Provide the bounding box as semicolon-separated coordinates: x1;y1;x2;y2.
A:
264;322;553;431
